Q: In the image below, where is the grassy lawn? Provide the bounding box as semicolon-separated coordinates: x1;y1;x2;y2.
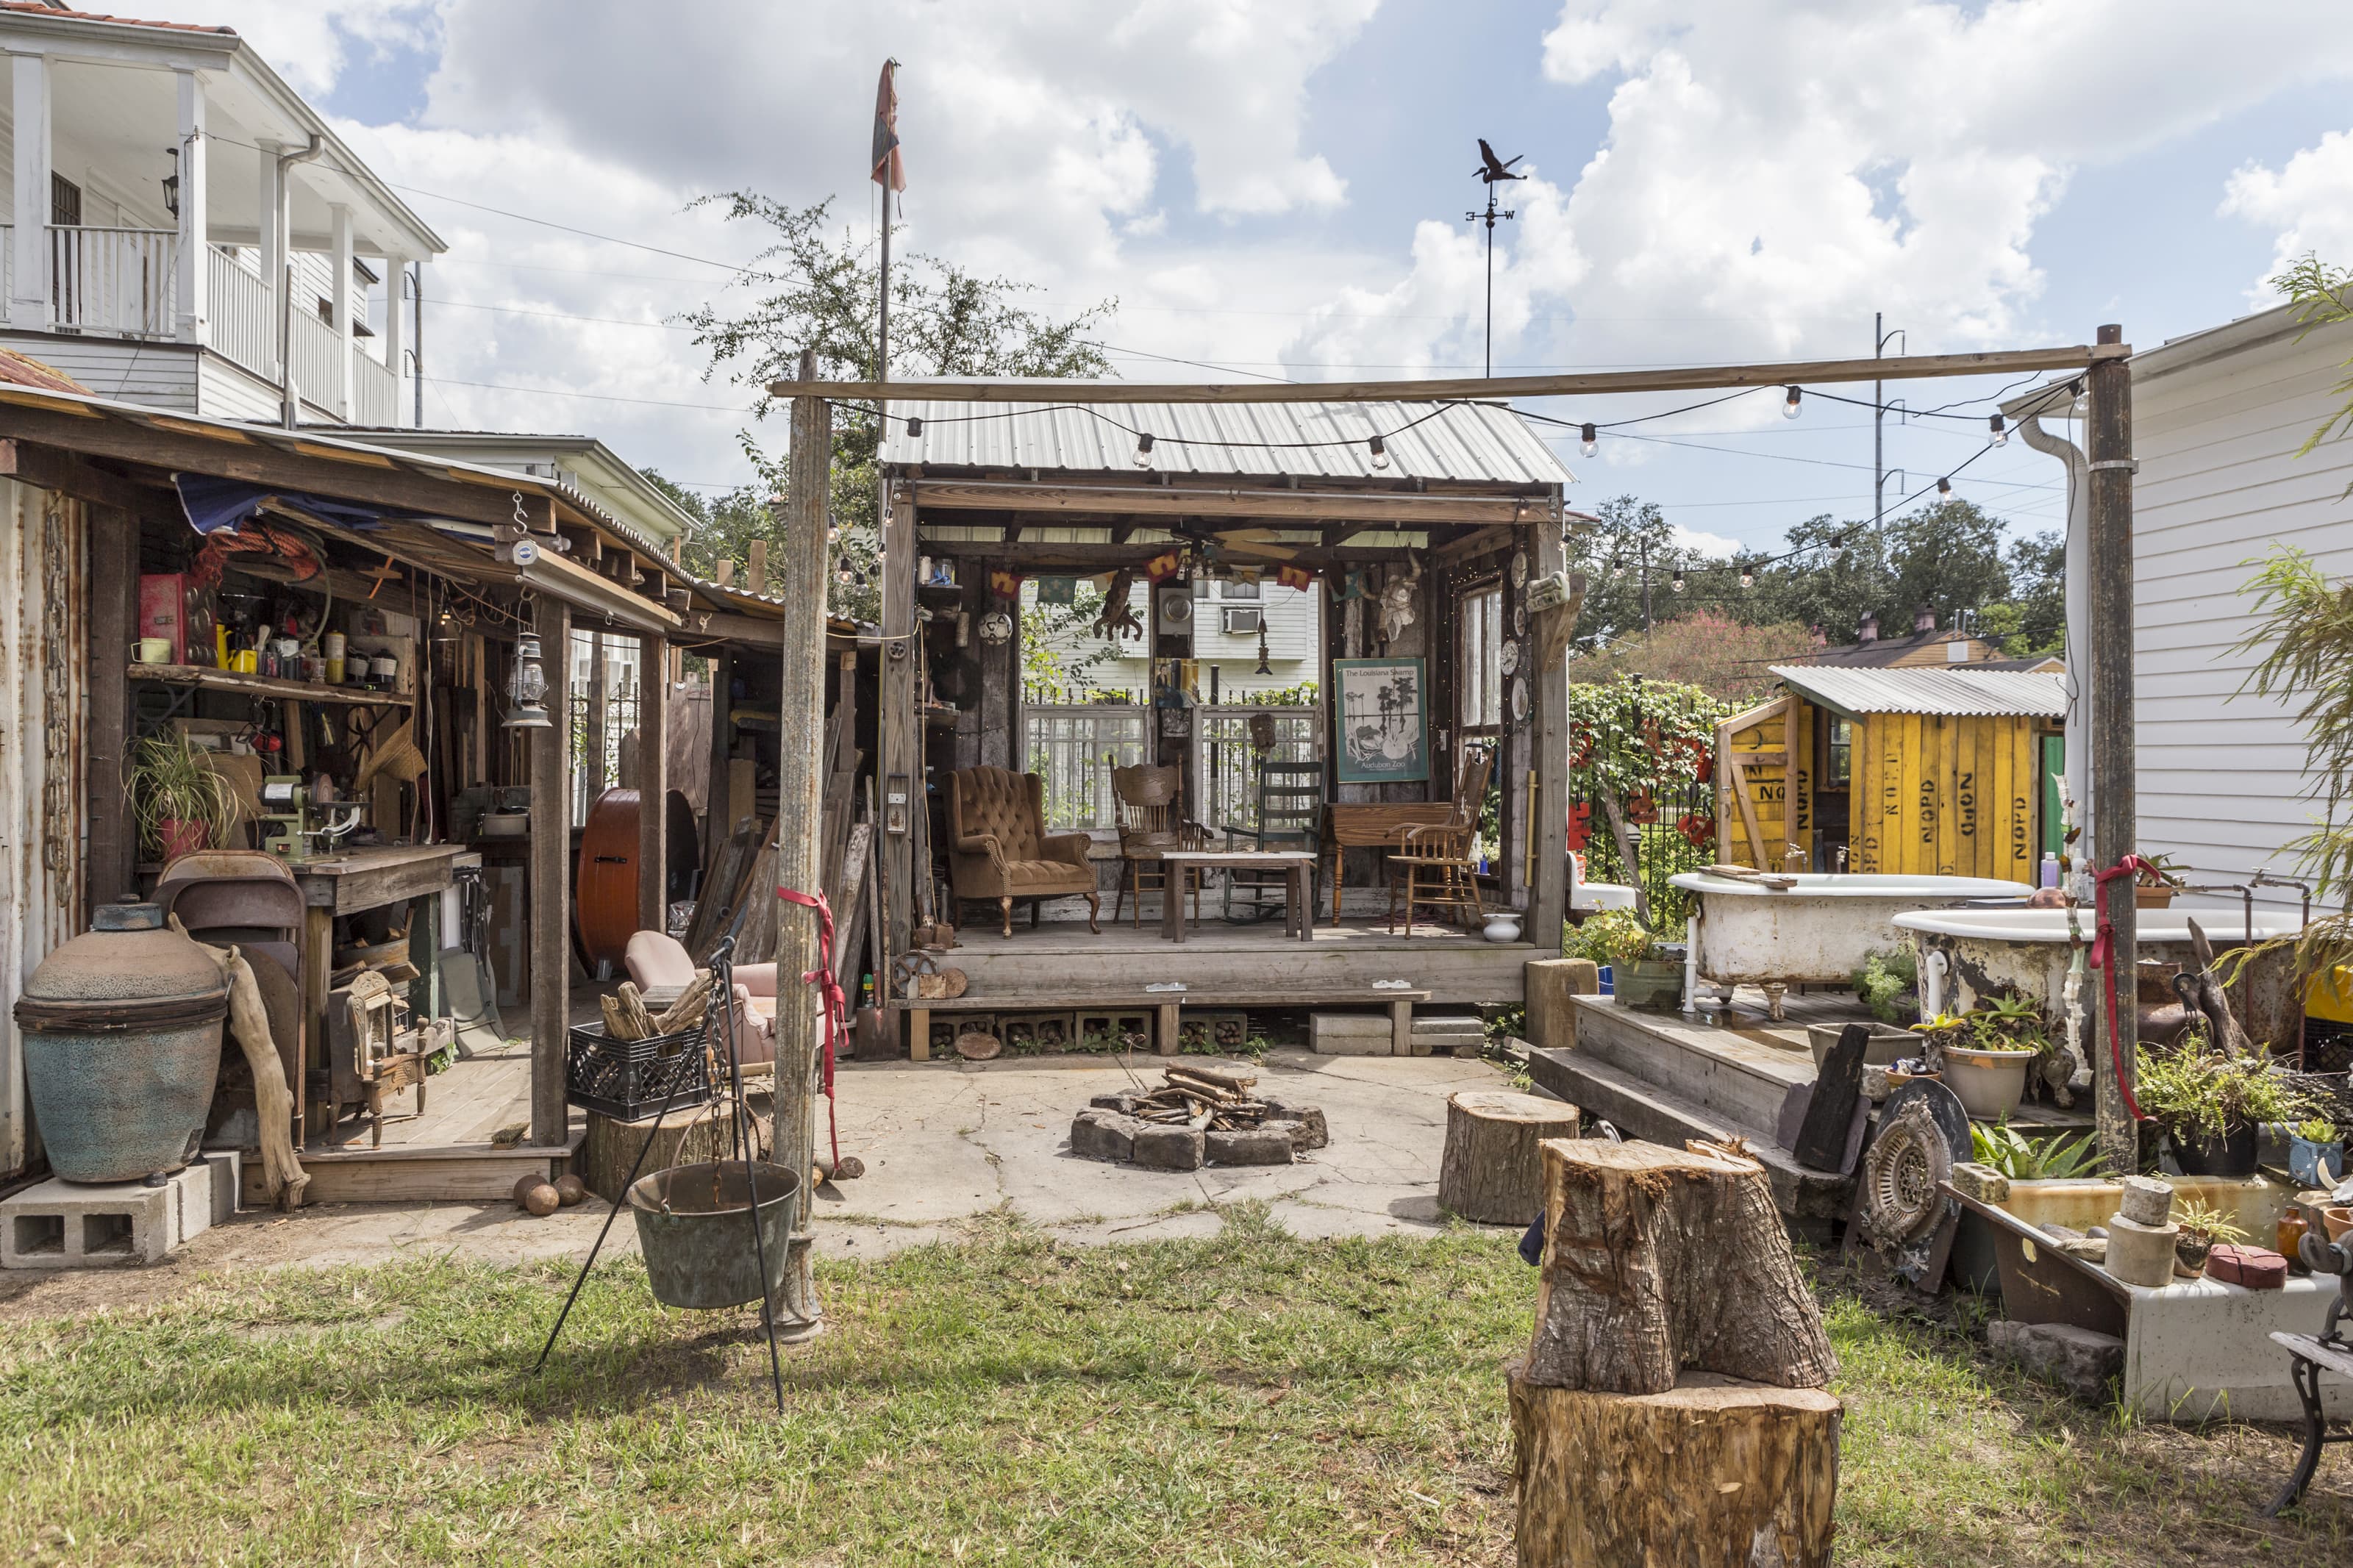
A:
1;1207;2348;1566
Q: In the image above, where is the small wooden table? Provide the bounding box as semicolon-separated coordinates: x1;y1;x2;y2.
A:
1157;851;1317;942
1325;803;1451;922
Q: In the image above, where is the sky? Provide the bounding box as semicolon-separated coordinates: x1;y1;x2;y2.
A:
134;0;2353;569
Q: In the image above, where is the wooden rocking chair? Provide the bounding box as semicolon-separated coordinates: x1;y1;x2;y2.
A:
1385;748;1494;937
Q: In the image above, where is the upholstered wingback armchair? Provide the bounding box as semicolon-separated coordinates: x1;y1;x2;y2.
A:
947;765;1100;937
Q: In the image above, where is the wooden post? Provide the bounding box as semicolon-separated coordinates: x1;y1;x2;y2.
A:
705;645;734;841
585;626;609;799
879;483;918;961
529;598;572;1146
1529;505;1571;948
84;503;137;916
2087;322;2139;1176
769;348;831;1334
637;631;668;936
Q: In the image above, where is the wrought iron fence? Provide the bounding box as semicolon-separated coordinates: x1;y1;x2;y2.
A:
1024;704;1147;831
1196;706;1320;835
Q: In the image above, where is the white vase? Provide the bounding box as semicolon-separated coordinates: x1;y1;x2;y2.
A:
1483;914;1523;944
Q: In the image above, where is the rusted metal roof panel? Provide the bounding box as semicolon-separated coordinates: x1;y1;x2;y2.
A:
1769;664;2067;718
879;397;1571;487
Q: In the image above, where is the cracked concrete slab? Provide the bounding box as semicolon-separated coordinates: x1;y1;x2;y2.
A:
0;1049;1517;1317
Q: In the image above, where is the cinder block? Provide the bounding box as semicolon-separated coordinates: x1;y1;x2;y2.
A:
1411;1014;1486;1057
1;1157;237;1270
1312;1012;1391;1056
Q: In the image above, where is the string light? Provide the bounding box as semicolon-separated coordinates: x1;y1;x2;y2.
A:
1132;432;1155;468
1669;570;1686;594
904;416;923;437
1738;568;1754;590
1782;385;1802;420
1368;434;1389;470
1579;422;1597;457
1988;413;2007;447
1935;476;1953;500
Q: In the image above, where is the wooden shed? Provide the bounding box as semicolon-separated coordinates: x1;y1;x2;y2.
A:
1716;664;2065;881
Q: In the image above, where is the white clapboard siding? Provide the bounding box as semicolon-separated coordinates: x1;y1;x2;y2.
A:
2132;308;2353;912
0;334;198;409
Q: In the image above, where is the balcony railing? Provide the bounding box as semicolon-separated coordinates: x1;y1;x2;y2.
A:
49;225;179;339
206;246;274;377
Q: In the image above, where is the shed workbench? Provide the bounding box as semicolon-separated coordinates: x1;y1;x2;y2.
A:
290;844;473;1145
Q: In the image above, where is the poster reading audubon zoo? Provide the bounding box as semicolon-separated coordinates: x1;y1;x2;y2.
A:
1333;658;1429;784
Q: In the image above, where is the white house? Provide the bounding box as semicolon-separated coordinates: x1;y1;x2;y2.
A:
1026;569;1322;703
0;3;444;425
2011;304;2353;914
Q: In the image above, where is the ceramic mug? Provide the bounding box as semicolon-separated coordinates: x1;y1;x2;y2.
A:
136;636;171;664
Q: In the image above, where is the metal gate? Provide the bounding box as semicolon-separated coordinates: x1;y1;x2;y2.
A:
0;482;86;1175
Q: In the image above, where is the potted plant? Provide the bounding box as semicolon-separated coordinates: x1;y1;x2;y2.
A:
2290;1117;2345;1188
2133;1045;2314;1178
2172;1200;2249;1273
128;730;235;866
1572;909;1682;1012
2135;852;2188;909
1935;1003;2040;1121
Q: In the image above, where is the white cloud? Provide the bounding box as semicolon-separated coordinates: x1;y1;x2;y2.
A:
2222;130;2353;288
1672;524;1739;559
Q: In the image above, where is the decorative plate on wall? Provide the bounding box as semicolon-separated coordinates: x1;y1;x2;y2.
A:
1500;640;1521;675
1514;604;1527;637
978;610;1013;644
1510;550;1529;588
1510;675;1529;722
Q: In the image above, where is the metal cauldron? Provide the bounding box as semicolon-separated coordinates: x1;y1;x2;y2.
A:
15;900;228;1183
626;1159;800;1309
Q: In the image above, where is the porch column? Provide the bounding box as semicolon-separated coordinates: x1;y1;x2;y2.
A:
1529;507;1571;948
329;203;354;420
255;138;282;380
380;252;407;426
10;51;49;331
528;598;574;1146
879;483;917;960
636;632;668;936
173;68;208;346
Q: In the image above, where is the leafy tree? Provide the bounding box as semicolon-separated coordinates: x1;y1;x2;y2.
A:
1568;495;1700;646
1996;529;2065;653
680;194;1118;618
1730;503;2015;645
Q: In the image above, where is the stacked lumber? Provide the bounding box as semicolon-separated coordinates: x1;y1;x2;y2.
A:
1129;1064;1272;1131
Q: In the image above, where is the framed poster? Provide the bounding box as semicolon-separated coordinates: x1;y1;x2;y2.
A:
1332;657;1429;784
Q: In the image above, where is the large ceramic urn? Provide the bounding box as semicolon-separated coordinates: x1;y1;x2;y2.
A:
15;900;228;1184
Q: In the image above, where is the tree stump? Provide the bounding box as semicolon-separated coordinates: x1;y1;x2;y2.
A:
1510;1361;1840;1568
578;1104;768;1203
1525;1137;1835;1395
1438;1091;1581;1224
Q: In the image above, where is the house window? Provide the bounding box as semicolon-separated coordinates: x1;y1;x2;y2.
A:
1223;578;1261;600
1460;582;1503;731
1827;717;1853;786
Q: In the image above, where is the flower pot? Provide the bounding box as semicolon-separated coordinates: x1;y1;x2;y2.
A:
2290;1134;2345;1189
156;817;209;865
2134;884;2174;909
2169;1123;2259;1178
1805;1022;1916;1070
2176;1234;2215;1272
1482;913;1522;944
2323;1206;2353;1245
1614;957;1684;1012
1941;1045;2032;1120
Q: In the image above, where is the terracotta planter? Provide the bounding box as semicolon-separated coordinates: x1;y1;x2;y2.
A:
156;817;210;866
1942;1045;2031;1121
2135;884;2175;909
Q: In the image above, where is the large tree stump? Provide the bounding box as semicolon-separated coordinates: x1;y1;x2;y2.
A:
1525;1137;1834;1394
1438;1091;1581;1223
578;1104;769;1203
1510;1362;1840;1568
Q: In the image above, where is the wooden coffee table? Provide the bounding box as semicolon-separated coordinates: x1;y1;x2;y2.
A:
1157;851;1317;942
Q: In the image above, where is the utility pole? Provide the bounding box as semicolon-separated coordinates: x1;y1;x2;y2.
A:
1873;313;1904;527
2085;322;2139;1175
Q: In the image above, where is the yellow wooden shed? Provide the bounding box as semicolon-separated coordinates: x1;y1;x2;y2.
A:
1716;664;2065;881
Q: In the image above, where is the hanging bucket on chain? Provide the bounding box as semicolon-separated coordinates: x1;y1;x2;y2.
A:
626;1160;800;1309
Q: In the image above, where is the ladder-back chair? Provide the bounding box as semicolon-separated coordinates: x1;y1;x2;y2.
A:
1385;746;1494;937
1110;763;1207;928
1224;758;1324;922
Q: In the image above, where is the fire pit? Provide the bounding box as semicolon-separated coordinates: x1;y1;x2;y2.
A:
1069;1063;1327;1172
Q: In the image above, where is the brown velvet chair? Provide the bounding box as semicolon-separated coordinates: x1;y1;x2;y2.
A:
947;765;1101;937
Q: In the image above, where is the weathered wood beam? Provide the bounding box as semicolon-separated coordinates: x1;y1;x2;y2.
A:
918;539;1422;570
913;479;1549;525
0;440;165;515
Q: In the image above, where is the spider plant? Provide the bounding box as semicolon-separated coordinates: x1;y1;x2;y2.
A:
127;729;236;862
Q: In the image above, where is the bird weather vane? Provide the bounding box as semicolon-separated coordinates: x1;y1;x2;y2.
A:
1467;138;1526;379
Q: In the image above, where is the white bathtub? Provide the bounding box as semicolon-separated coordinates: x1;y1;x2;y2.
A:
1672;871;2034;1017
1892;905;2306;1020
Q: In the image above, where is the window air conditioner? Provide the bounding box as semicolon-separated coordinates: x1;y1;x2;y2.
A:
1221;606;1263;634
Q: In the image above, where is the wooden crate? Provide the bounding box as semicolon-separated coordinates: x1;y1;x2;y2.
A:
1076;1009;1154;1053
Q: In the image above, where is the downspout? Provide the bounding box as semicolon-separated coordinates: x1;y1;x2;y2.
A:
274;135;326;429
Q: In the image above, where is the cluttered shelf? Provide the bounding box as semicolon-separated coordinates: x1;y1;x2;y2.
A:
129;663;415;709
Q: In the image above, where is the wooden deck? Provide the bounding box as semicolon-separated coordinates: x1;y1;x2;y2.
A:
261;1044;583;1204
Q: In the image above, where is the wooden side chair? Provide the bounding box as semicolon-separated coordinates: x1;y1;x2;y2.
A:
1224;758;1324;922
1110;763;1207;928
1385;748;1495;937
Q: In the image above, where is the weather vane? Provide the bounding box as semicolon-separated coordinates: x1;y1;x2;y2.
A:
1466;138;1526;379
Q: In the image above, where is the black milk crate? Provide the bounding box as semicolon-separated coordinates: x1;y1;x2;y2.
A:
564;1020;714;1121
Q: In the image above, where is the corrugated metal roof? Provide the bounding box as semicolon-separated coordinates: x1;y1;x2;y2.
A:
1770;665;2067;718
878;398;1571;487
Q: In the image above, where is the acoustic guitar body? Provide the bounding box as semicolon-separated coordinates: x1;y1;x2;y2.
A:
574;787;641;968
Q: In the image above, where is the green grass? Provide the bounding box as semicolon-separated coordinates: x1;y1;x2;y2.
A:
1;1219;2346;1565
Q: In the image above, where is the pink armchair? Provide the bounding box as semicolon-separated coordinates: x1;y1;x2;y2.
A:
624;931;775;1070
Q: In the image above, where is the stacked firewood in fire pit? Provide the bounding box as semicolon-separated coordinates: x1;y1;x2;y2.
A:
1070;1064;1329;1173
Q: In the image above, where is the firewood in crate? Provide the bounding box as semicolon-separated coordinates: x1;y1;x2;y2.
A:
652;972;712;1035
1509;1361;1840;1568
1524;1137;1834;1395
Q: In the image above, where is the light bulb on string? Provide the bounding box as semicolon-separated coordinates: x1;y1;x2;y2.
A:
1936;476;1954;501
1782;385;1802;420
2070;379;2086;414
1579;423;1597;458
1133;432;1156;468
1989;413;2007;447
1368;434;1389;470
1738;568;1754;590
1609;559;1624;580
1670;570;1686;595
905;416;924;437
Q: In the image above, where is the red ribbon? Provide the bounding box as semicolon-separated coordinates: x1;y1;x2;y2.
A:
775;887;844;1167
2082;854;2151;1123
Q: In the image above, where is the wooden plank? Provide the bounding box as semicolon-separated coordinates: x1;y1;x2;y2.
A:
301;847;464;914
1726;756;1768;868
915;482;1551;527
638;634;668;934
129;662;415;709
790;343;2125;404
1531;521;1571;943
529;595;571;1145
879;484;918;959
888;987;1431;1012
85;502;137;914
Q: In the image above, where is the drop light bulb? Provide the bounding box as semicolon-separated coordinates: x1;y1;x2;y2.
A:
1368;434;1389;470
1782;385;1802;420
1579;423;1597;458
1989;414;2007;447
1133;433;1156;468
